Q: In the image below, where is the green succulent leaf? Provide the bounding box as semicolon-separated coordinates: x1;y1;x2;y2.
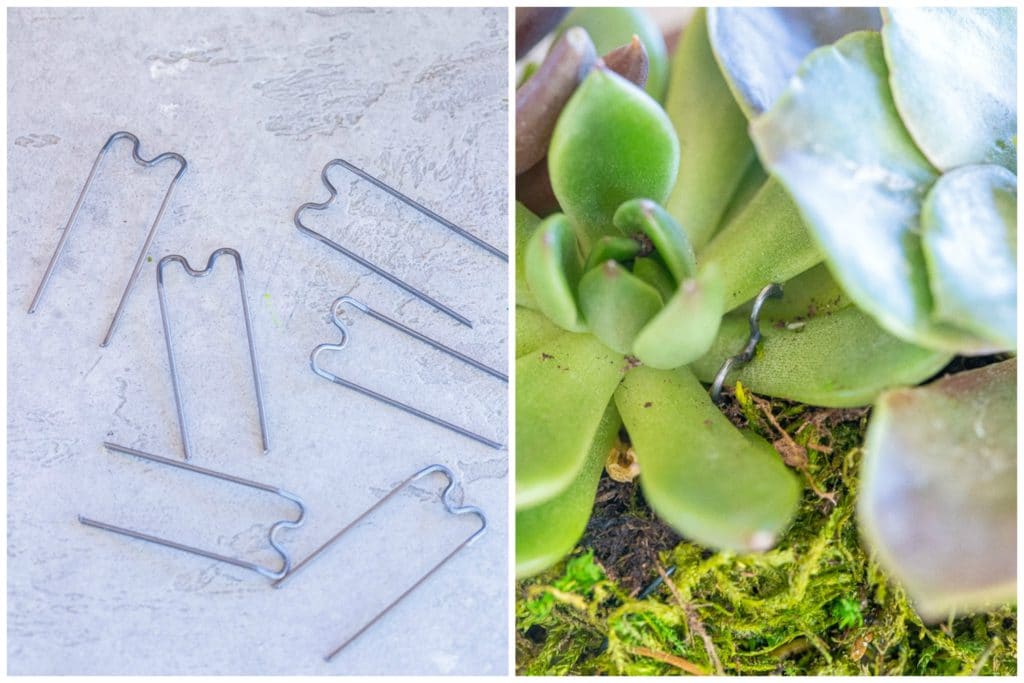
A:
549;67;679;250
859;359;1017;621
613;198;696;285
707;7;882;118
582;235;642;274
516;330;626;508
555;7;669;100
716;158;768;230
515;305;563;359
690;295;953;408
698;178;822;312
631;256;676;302
524;213;586;332
751;31;994;354
633;265;726;369
921;164;1018;351
516;402;621;579
664;8;757;250
730;263;850;322
515;202;542;310
578;260;663;355
616;365;801;552
882;7;1017;173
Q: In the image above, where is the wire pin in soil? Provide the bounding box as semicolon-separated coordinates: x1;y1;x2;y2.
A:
709;283;782;403
310;295;506;449
28;131;187;347
78;442;305;580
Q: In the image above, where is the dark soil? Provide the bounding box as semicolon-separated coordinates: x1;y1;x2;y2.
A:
581;475;681;596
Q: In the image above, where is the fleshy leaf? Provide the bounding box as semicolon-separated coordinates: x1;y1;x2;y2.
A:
751;31;994;354
633;265;725;369
707;7;882;117
632;256;675;302
516;402;621;578
524;213;586;332
664;8;757;250
516;305;563;359
921;164;1017;350
882;8;1017;173
515;202;542;310
613;198;696;285
582;235;642;274
549;68;679;250
516;330;626;508
555;7;669;100
698;178;821;312
578;260;663;355
716;158;768;230
616;365;801;552
859;359;1017;621
690;296;952;408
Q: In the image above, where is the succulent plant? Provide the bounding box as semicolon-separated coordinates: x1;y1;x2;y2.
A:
515;7;1016;620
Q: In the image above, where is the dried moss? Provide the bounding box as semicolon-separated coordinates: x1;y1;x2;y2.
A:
516;398;1017;676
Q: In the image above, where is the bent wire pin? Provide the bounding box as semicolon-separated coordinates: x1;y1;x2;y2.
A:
78;442;305;580
271;464;486;662
28;131;188;348
710;283;783;403
294;159;507;327
158;249;269;460
310;296;506;449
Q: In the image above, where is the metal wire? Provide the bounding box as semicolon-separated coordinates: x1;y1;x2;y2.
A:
709;283;783;403
270;463;486;661
310;296;506;450
157;248;269;460
294;158;506;327
78;442;305;580
28;131;187;348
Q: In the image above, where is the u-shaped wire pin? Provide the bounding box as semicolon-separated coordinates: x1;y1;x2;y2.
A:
28;131;188;348
157;248;269;460
78;442;305;580
710;282;783;403
310;296;506;450
294;159;507;328
270;463;486;662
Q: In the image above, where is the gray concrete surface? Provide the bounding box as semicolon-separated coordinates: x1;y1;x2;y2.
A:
7;7;508;675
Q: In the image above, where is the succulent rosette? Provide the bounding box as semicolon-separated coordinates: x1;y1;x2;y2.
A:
515;7;1016;619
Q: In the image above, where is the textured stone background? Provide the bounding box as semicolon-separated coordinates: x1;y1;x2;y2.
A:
7;7;508;675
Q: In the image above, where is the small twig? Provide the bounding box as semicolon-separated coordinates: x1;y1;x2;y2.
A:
657;565;725;676
631;646;708;676
751;393;838;506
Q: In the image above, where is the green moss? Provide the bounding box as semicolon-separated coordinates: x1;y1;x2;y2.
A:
516;401;1017;675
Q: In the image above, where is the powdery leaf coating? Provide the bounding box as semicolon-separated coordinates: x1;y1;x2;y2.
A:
751;31;993;354
858;359;1017;621
920;164;1017;350
882;7;1017;173
708;7;882;117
